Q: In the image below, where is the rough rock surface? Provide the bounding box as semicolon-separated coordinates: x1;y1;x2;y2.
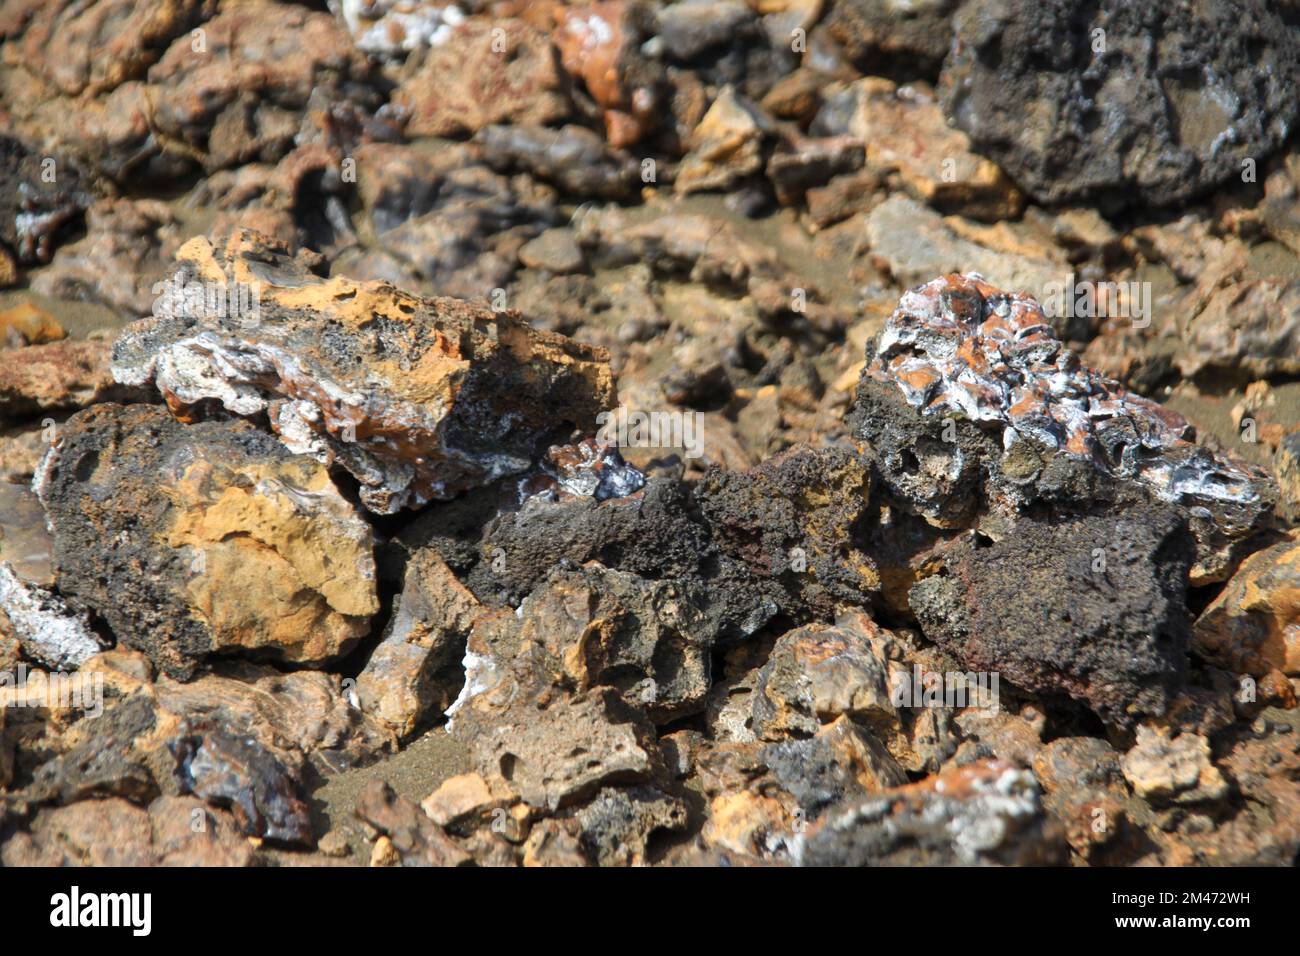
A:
940;0;1300;207
111;230;616;513
36;403;378;679
910;507;1194;727
851;274;1277;583
1194;534;1300;678
796;760;1068;866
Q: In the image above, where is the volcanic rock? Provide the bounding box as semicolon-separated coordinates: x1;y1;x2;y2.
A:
0;338;138;423
476;124;639;201
0;303;64;347
847;78;1024;222
1121;726;1229;807
0;795;254;867
910;507;1194;727
940;0;1300;208
393;18;570;138
851;274;1277;583
356;779;472;866
676;86;769;195
30;198;182;317
111;230;616;513
825;0;959;79
553;2;660;149
796;760;1068;865
1194;535;1300;678
0;562;103;670
35;403;378;679
695;444;878;633
0;134;93;266
573;785;688;866
356;550;484;738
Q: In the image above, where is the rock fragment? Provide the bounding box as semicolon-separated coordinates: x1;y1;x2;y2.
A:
355;780;472;866
852;274;1277;582
796;760;1067;866
940;0;1300;208
357;550;484;738
1121;726;1229;807
0;562;103;669
36;403;378;679
910;508;1194;727
1194;535;1300;678
0;339;138;422
111;230;616;513
393;18;570;137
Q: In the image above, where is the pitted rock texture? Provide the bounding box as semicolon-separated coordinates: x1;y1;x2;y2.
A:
111;230;617;514
0;134;93;265
910;507;1194;728
851;274;1277;583
796;760;1068;866
35;403;378;679
940;0;1300;208
696;444;879;637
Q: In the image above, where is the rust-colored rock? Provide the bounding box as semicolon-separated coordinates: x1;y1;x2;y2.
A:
35;403;378;679
112;230;616;514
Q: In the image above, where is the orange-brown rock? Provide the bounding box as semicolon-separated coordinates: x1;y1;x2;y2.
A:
1194;534;1300;678
111;230;616;513
35;403;378;679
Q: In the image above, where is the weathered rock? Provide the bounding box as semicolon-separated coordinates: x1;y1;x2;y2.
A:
0;339;139;422
762;717;908;821
331;0;466;61
676;86;769;195
111;230;616;513
847;78;1024;221
0;134;93;266
36;403;377;679
0;795;254;867
851;274;1277;583
696;444;878;634
0;303;64;347
457;454;702;610
455;559;716;723
1278;434;1300;523
796;760;1068;865
356;780;472;866
1121;726;1229;807
766;134;863;207
940;0;1300;208
357;550;484;738
0;562;104;669
573;785;688;866
476;124;638;201
553;2;660;149
420;772;513;834
450;650;660;810
0;0;213;98
825;0;959;79
31;198;182;317
393;18;569;137
751;617;897;741
910;507;1194;727
1194;535;1300;678
171;728;313;844
863;198;1061;309
1179;280;1300;381
518;228;587;274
